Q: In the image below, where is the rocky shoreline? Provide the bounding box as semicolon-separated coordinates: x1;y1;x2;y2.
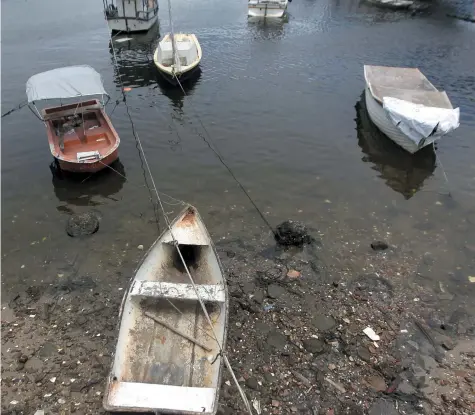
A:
2;224;475;415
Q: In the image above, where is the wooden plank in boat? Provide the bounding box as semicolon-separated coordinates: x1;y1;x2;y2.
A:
369;85;453;109
364;65;438;96
130;280;226;302
107;381;216;412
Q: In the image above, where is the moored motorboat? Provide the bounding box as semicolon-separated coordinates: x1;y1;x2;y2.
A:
364;65;460;154
248;0;289;18
104;205;228;414
26;65;120;173
153;33;202;85
103;0;158;33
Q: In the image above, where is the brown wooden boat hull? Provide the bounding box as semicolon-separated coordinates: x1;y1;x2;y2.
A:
56;148;119;173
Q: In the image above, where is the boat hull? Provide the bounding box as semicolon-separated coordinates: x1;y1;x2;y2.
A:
104;206;228;414
107;16;158;33
56;148;119;173
157;64;201;86
365;87;429;154
248;1;288;17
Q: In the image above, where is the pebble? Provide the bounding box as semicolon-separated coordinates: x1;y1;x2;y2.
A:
58;398;66;404
312;314;336;331
272;400;280;407
267;284;286;299
286;269;301;279
328;364;336;370
366;375;387;391
357;346;371;362
246;377;259;390
138;245;144;250
18;354;28;364
303;338;325;354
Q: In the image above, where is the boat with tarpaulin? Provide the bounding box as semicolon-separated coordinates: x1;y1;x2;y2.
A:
26;65;120;173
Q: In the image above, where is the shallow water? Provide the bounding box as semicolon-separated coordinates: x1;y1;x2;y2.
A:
2;0;475;307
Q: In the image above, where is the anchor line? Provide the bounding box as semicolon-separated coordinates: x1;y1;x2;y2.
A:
105;17;254;414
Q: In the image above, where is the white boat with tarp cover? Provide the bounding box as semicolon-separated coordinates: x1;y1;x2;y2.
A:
103;205;228;414
26;65;120;173
103;0;158;33
364;65;460;154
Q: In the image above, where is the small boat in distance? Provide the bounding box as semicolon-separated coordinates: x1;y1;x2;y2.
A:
104;205;228;414
153;33;202;85
103;0;158;33
26;66;120;173
248;0;289;18
364;65;460;154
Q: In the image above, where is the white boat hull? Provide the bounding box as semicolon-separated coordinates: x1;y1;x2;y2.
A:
107;16;157;33
153;33;202;84
248;0;288;17
104;206;228;414
365;87;423;154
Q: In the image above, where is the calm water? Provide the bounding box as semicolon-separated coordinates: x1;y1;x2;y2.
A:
2;0;475;304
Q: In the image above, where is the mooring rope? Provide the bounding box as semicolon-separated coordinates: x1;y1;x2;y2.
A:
2;100;28;118
105;18;254;414
173;74;277;238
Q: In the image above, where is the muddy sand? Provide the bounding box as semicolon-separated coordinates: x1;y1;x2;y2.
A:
2;220;475;415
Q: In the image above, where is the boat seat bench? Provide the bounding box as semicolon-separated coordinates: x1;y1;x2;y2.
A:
107;381;216;412
130;280;226;303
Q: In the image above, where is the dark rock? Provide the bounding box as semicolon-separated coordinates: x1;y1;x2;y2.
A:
311;314;336;331
66;212;99;237
226;251;236;258
303;338;325;354
245;377;259;390
18;354;28;364
267;284;286;299
263;372;276;383
15;362;25;371
252;290;264;304
241;281;255;295
371;241;388;251
275;220;312;246
357;346;371;363
266;330;287;351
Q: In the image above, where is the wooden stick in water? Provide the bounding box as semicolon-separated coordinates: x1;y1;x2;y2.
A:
144;311;212;352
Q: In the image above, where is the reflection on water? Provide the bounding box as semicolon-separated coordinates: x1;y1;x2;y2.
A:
248;15;289;39
109;24;160;88
52;160;126;207
355;94;436;199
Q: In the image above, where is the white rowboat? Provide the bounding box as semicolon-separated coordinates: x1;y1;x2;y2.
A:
104;206;228;414
153;33;202;85
364;65;460;154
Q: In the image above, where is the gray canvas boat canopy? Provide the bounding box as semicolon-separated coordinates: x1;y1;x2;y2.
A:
26;65;108;103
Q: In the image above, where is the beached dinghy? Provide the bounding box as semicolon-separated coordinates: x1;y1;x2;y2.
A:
104;205;228;414
26;66;120;173
364;65;460;154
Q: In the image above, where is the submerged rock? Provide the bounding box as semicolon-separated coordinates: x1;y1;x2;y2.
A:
275;220;312;246
66;212;99;237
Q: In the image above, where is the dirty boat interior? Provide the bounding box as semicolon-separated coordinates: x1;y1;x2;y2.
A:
43;100;116;161
104;206;227;414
